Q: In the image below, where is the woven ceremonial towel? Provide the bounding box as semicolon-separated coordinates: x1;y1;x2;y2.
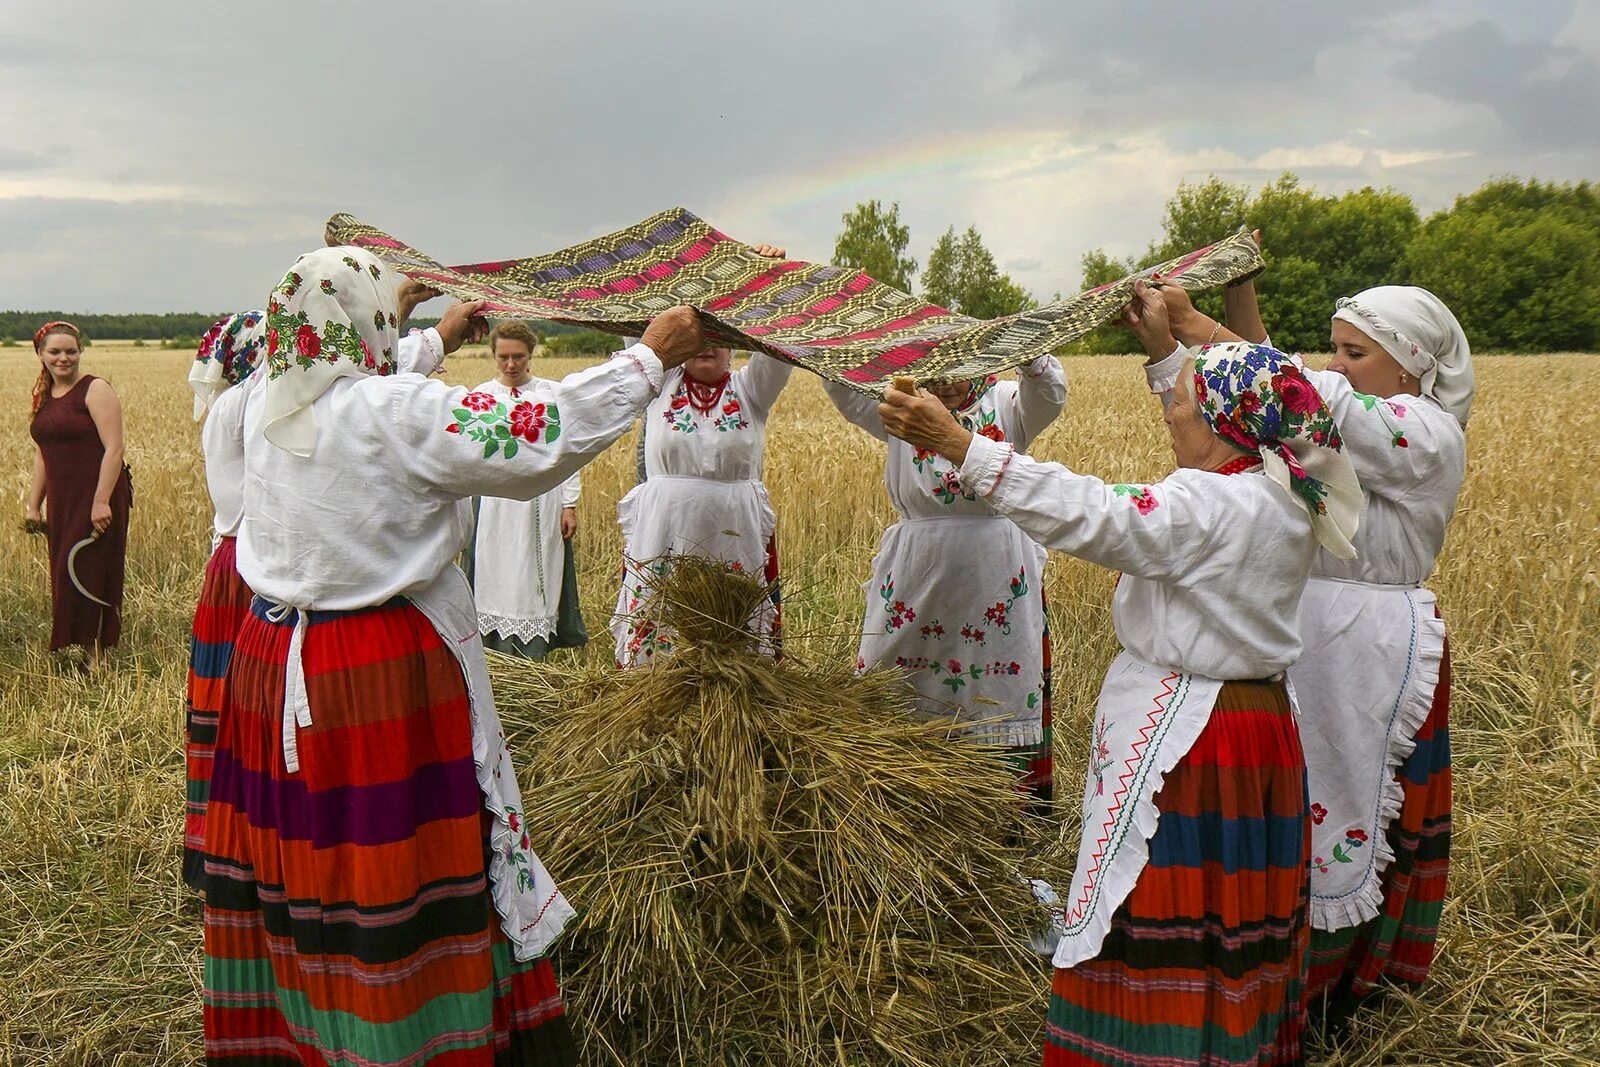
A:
326;209;1264;394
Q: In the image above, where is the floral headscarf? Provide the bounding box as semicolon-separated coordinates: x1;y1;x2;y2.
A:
1193;342;1362;559
262;245;399;456
189;310;266;420
1332;285;1473;427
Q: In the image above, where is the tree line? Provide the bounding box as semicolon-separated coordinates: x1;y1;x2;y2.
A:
832;175;1600;353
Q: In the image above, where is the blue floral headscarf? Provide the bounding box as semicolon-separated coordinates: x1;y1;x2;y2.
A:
190;310;266;420
1192;342;1362;559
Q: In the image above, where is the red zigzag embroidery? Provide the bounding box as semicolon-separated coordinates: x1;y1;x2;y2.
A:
1062;671;1180;927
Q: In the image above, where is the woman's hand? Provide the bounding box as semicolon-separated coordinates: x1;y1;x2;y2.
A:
878;387;974;464
560;507;578;540
23;505;45;536
396;278;443;326
91;499;113;534
434;300;490;354
1121;280;1178;359
641;307;706;369
750;243;786;259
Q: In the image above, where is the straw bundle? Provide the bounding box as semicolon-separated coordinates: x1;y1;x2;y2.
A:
493;557;1048;1065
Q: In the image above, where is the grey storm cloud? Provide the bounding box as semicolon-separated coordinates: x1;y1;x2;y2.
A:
1;0;1595;311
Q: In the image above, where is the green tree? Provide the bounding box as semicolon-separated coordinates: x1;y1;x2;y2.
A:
920;225;1034;318
1401;178;1600;351
832;199;917;292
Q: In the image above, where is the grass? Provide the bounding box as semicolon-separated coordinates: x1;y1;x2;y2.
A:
0;346;1596;1064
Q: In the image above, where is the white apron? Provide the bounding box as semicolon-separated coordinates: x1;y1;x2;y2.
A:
1291;577;1446;930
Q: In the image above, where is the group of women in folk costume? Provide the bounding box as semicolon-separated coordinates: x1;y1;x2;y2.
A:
878;265;1470;1064
172;227;1472;1066
26;320;133;673
184;241;709;1066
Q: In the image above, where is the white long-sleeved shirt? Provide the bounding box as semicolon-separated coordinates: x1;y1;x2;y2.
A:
239;343;662;609
203;328;447;540
958;433;1317;680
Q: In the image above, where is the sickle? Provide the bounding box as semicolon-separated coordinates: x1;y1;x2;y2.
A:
66;528;112;608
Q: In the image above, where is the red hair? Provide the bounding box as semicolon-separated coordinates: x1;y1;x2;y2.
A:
31;321;81;417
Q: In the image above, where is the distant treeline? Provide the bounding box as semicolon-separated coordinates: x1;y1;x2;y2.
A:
0;311;618;354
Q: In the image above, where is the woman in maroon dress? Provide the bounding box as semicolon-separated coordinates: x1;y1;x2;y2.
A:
25;321;132;671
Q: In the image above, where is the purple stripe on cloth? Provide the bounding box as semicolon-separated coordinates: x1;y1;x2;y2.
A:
208;750;481;848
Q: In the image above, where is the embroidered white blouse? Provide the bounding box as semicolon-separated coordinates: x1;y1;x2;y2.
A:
470;376;582;644
611;353;793;665
824;357;1066;745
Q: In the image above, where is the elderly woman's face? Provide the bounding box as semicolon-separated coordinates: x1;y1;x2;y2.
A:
685;345;733;384
1328;319;1413;398
1164;361;1230;470
926;380;977;411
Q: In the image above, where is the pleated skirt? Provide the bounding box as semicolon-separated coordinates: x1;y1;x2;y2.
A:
201;596;576;1066
1043;678;1311;1067
185;535;254;891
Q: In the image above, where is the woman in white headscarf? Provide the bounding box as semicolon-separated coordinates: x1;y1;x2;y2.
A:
200;244;705;1066
1155;270;1469;1028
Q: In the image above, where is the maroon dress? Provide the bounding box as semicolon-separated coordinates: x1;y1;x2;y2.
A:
29;375;133;651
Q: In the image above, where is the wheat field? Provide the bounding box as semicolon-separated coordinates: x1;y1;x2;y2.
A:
0;345;1596;1065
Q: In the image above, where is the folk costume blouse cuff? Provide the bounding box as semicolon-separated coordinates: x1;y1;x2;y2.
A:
401;327;446;375
1144;343;1188;403
956;434;1015;500
617;342;665;394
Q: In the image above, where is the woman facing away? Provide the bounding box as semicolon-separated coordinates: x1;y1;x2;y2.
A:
825;355;1066;807
25;320;133;673
182;298;458;892
878;279;1365;1067
469;321;588;660
1153;263;1467;1028
200;243;706;1066
611;243;792;667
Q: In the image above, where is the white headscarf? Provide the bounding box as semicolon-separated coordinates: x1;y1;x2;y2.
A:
1332;285;1473;427
262;246;400;455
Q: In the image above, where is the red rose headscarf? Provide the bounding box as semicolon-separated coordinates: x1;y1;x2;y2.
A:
1193;342;1362;559
261;246;399;456
189;310;266;419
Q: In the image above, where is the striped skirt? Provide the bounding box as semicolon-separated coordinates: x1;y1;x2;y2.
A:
1044;679;1310;1067
1307;639;1451;1020
201;596;576;1066
185;535;253;891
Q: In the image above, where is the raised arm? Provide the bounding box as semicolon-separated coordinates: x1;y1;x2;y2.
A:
736;351;795;417
1222;230;1270;344
824;380;888;440
84;378;125;534
956;435;1224;584
395;346;663;501
1003;355;1067;448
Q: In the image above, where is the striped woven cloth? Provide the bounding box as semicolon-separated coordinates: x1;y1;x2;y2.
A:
325;209;1264;394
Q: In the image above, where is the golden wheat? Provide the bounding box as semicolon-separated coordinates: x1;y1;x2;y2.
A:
1;346;1596;1065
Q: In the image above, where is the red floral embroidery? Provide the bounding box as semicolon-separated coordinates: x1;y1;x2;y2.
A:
510;401;549;442
294;324;321;359
462;391;498;413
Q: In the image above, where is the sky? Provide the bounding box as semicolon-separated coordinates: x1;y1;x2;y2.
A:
3;0;1597;313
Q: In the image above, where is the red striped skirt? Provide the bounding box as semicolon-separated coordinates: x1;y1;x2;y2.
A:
1044;679;1310;1067
201;596;576;1066
1307;638;1451;1019
186;535;254;891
